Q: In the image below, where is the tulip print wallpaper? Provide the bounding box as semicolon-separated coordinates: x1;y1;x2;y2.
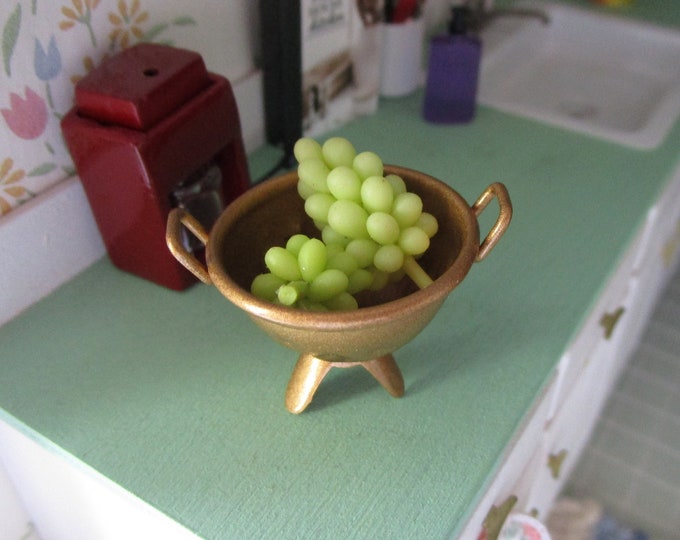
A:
0;0;230;217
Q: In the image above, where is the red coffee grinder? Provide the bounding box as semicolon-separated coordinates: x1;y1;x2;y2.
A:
62;43;250;290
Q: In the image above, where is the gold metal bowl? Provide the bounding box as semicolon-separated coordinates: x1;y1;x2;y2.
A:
167;166;512;413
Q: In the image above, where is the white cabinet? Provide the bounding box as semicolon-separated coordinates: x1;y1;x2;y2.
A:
0;459;38;540
457;377;556;539
525;327;624;520
0;419;200;540
619;166;680;361
459;165;680;539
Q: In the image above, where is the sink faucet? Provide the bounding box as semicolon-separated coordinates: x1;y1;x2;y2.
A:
463;0;550;32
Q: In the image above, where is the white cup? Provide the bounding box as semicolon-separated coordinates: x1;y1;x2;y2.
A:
379;17;424;97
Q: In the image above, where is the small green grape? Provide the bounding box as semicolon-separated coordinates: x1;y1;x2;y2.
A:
298;158;330;193
286;234;310;256
399;226;430;255
347;268;374;294
327;166;362;202
298;238;327;282
392;192;423;228
294;137;322;162
353;151;383;179
264;247;302;281
297;178;316;200
321;225;350;247
324;291;358;311
345;238;379;268
325;243;344;259
373;245;404;273
322;137;356;169
251;273;286;301
416;212;439;238
361;175;394;213
327;200;369;239
385;174;406;196
327;250;359;276
366;212;400;245
304;192;336;223
308;269;349;302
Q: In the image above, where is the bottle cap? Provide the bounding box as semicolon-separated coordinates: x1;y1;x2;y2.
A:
449;6;471;34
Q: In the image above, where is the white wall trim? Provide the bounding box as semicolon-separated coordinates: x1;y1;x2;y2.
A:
0;70;264;327
0;177;105;327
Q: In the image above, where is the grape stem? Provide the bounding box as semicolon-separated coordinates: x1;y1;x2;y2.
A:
403;257;433;289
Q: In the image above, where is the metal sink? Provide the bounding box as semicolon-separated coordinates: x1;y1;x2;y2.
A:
478;2;680;149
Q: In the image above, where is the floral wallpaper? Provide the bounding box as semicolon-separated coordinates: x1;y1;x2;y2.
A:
0;0;199;216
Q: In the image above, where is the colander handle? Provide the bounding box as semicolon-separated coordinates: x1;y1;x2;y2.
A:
472;182;513;262
166;208;212;285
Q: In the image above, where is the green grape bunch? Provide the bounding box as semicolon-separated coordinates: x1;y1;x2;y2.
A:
250;137;439;311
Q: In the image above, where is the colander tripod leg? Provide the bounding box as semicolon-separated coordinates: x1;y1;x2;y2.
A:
285;354;333;414
362;354;404;398
284;353;404;414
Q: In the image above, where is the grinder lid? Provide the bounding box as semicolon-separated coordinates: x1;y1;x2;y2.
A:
74;43;211;130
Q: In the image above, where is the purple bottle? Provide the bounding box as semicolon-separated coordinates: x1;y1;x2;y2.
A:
423;6;481;124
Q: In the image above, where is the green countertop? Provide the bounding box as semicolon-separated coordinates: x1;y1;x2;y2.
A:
2;2;680;538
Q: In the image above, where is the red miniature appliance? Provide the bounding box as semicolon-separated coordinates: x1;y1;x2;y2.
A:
62;43;250;290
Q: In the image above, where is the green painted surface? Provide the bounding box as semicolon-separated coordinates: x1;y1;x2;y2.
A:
2;2;680;538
